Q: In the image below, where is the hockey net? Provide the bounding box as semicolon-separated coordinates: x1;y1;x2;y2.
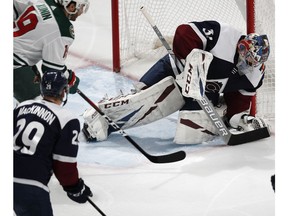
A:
112;0;275;120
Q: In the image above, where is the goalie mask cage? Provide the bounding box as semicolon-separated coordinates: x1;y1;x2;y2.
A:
111;0;275;120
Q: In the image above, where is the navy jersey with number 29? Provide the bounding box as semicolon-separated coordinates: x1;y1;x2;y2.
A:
14;99;80;191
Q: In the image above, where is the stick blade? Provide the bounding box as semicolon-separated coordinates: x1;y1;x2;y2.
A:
148;150;186;163
227;127;271;146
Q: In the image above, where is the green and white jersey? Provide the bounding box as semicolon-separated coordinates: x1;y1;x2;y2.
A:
13;0;42;20
13;0;74;72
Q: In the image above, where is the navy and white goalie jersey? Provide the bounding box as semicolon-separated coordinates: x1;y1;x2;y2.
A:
14;99;80;191
174;20;265;95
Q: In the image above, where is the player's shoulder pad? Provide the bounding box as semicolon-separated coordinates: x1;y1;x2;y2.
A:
45;0;75;39
43;101;80;129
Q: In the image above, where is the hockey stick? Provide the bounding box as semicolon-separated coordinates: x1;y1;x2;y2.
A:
140;6;270;145
77;89;186;163
87;198;106;216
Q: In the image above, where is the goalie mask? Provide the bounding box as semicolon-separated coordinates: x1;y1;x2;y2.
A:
56;0;90;15
237;33;270;67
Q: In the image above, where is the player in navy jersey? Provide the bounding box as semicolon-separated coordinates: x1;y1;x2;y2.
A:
82;20;270;144
14;71;92;216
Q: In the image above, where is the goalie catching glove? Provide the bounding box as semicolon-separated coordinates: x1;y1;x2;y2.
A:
224;112;267;133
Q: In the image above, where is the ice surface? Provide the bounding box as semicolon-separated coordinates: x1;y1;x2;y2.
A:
49;66;275;216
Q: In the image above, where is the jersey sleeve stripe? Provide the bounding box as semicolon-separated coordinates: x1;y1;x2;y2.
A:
14;177;50;192
42;59;66;71
53;153;77;163
189;22;208;49
14;53;29;67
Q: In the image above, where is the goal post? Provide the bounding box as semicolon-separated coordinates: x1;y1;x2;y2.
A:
111;0;120;72
246;0;257;116
111;0;275;120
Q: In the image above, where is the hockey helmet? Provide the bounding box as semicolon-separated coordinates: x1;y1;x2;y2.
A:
237;33;270;67
56;0;89;15
40;71;69;98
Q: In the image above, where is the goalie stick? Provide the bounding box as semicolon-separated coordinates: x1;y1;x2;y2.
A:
140;6;270;145
77;89;186;163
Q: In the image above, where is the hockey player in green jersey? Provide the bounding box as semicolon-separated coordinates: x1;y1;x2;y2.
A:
13;0;90;102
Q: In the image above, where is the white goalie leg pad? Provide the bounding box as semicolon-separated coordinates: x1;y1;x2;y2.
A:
175;49;213;100
82;108;109;141
174;110;219;144
83;76;185;140
98;76;185;129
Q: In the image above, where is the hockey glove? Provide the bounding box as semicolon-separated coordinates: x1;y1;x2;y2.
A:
63;178;93;204
32;65;41;83
67;69;80;94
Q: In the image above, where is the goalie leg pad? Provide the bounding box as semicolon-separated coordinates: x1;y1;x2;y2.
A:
83;76;185;141
97;76;185;129
174;110;218;144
